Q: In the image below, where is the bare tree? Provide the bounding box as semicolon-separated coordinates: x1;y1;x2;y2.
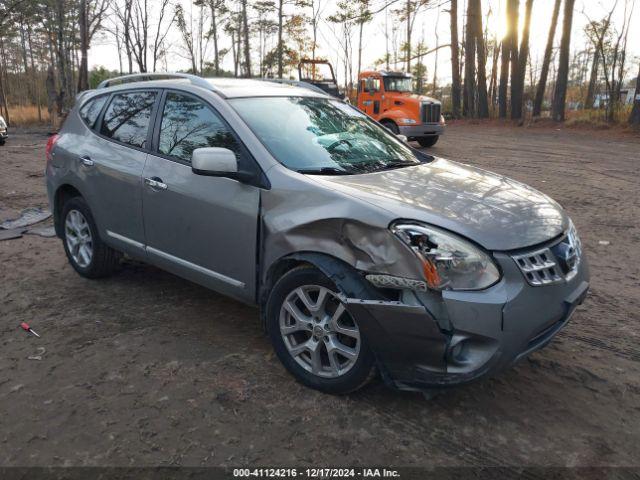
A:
498;0;517;118
629;62;640;125
533;0;561;116
551;0;576;121
462;0;477;117
355;0;372;81
511;0;533;120
206;0;227;76
448;0;461;118
473;0;489;118
152;0;176;72
241;0;252;77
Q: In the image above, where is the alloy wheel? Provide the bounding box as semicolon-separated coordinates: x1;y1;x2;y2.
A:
65;209;93;268
279;285;361;378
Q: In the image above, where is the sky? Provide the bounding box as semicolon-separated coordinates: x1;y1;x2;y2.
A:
89;0;640;85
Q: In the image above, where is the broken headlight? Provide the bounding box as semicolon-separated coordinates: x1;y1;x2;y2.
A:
391;222;500;291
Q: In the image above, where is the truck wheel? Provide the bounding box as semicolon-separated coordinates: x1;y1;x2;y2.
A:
417;136;439;148
266;266;376;394
381;120;399;135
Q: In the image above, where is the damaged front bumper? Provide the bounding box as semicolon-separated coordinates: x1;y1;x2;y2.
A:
343;253;590;391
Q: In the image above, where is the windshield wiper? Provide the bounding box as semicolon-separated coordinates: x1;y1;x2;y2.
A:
366;161;419;172
296;167;353;175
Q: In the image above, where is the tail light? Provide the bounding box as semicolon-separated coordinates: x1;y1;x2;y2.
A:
45;134;59;162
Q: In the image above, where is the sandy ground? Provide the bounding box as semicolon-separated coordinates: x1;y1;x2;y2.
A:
0;123;639;468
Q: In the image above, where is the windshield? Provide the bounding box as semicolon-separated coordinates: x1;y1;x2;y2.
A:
230;97;425;174
383;77;413;92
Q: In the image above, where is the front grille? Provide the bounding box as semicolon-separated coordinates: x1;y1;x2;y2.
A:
421;102;441;123
512;226;582;287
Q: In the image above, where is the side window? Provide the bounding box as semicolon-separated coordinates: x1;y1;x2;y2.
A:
79;95;107;129
100;91;157;148
158;92;240;164
364;77;380;92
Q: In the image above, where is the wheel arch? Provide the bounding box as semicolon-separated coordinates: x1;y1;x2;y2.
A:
53;183;85;237
259;251;384;326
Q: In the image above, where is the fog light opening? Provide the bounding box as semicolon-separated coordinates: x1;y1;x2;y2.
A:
448;340;470;365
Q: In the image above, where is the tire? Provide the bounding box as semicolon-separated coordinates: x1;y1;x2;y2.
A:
417;136;438;147
0;140;5;146
61;196;121;278
266;266;375;394
381;120;399;135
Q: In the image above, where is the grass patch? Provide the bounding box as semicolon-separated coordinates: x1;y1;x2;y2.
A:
5;104;50;127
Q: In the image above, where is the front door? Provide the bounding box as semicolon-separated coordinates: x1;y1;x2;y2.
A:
359;77;381;118
141;91;260;302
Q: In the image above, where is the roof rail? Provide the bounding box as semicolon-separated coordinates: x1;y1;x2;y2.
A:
97;72;213;91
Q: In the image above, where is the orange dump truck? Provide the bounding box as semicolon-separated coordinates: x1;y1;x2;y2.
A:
357;70;445;147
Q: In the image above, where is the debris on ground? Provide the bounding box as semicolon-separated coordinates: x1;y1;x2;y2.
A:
25;226;56;238
28;347;46;361
598;240;611;246
20;322;41;338
0;207;51;230
0;228;25;241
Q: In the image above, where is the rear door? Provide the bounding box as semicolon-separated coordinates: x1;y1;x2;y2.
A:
83;89;159;256
141;90;260;302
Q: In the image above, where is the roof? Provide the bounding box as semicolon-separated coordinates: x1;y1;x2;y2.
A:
205;78;327;98
94;73;329;99
360;70;412;78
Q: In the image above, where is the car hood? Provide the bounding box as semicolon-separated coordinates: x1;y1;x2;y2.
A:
314;158;568;251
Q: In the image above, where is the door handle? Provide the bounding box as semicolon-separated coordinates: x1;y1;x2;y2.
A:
144;177;168;190
79;155;94;167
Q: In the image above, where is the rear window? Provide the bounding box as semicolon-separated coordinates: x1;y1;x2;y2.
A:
100;91;157;148
79;95;108;129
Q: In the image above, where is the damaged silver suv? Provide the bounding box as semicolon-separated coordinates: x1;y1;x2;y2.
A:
46;73;589;394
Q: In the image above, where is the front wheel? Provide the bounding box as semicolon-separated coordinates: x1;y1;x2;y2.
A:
381;120;399;135
266;266;375;394
417;136;439;147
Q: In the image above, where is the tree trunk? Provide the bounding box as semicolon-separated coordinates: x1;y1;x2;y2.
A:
629;63;640;125
241;0;251;77
533;0;561;116
449;0;461;118
489;41;500;107
498;0;517;118
552;0;575;121
406;0;411;73
211;4;220;75
0;38;9;123
473;0;489;118
511;0;533;120
584;50;599;109
508;0;520;118
277;0;283;78
462;0;476;117
357;20;364;80
78;0;89;92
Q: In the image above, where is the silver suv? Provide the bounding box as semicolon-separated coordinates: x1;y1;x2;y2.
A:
46;73;589;394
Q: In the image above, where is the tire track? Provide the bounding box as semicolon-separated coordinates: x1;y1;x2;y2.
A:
559;332;640;363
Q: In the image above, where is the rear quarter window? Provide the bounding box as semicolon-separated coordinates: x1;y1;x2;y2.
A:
79;95;108;129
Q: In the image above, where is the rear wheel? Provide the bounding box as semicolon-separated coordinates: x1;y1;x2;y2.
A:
61;197;121;278
266;266;375;394
417;136;439;147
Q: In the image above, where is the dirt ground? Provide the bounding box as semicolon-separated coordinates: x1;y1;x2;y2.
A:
1;123;639;469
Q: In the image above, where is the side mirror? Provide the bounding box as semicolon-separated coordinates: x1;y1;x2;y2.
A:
396;134;409;143
192;147;238;177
